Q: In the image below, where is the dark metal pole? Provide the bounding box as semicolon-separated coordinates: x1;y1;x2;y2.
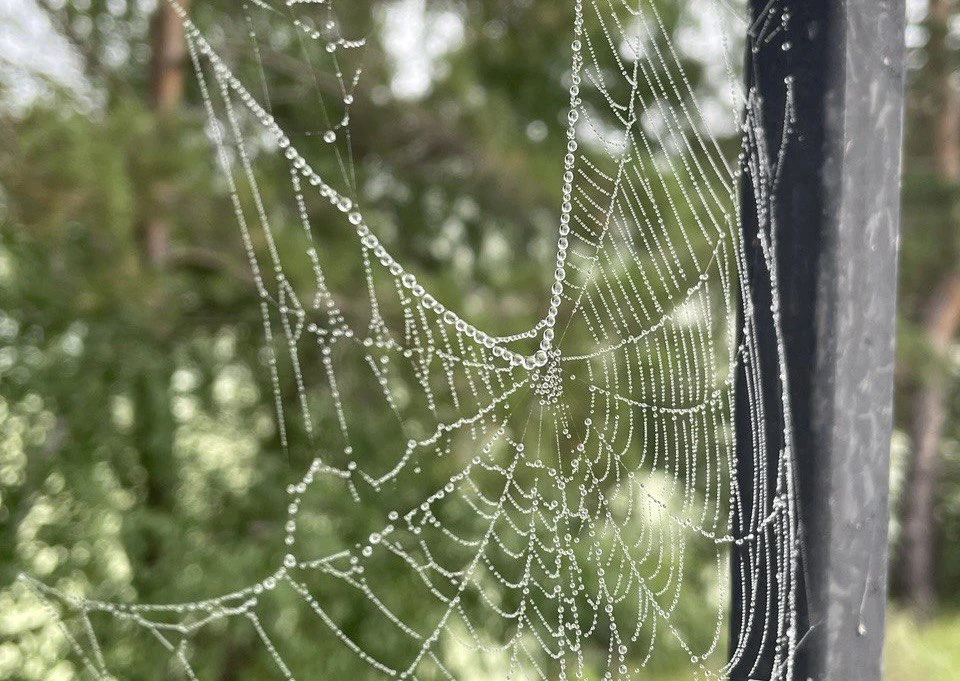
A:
733;1;905;679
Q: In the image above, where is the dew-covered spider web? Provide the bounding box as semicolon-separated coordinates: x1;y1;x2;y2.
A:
23;0;802;678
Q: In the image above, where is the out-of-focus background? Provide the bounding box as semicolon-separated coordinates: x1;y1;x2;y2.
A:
0;0;957;679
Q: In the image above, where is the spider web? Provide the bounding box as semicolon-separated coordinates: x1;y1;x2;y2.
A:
22;0;801;678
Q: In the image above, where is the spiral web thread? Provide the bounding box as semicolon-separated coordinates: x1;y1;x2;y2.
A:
23;0;802;678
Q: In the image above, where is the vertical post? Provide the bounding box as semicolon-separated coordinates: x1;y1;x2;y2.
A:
733;1;905;679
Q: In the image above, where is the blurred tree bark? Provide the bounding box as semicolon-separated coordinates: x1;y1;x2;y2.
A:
131;0;189;597
150;0;191;115
141;0;191;267
902;0;960;619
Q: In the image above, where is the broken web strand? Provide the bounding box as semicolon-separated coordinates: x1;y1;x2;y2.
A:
19;0;803;679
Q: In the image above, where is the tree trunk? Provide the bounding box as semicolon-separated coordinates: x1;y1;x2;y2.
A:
130;0;191;603
903;273;960;617
141;0;192;267
901;0;960;619
149;0;192;115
